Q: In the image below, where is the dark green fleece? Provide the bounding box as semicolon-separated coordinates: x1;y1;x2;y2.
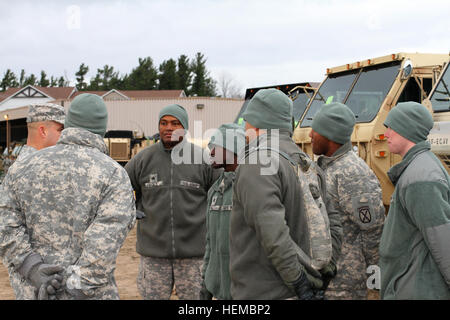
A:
125;140;222;258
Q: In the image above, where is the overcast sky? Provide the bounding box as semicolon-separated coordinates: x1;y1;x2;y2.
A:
0;0;449;95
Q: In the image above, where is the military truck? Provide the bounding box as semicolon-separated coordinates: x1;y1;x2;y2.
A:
293;52;450;206
234;82;319;127
104;130;152;165
425;60;450;165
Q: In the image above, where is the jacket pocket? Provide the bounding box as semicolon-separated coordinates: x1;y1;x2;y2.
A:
392;259;414;299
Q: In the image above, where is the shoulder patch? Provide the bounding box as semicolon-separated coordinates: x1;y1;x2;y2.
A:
352;194;377;230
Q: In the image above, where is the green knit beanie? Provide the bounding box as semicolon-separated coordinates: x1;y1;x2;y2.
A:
208;123;246;155
384;101;433;143
65;93;108;137
243;89;293;132
312;102;355;144
159;104;189;130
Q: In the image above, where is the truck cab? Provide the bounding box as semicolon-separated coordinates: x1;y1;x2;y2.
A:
234;82;318;127
293;53;449;206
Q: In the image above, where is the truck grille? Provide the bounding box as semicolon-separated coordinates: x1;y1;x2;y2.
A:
438;155;450;173
110;142;129;160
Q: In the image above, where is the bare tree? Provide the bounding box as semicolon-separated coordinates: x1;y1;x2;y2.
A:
217;71;244;99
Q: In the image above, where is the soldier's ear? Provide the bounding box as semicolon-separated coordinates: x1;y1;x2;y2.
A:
38;125;47;138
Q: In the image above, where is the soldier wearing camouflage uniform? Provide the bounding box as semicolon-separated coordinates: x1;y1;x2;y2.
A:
0;93;136;300
0;103;66;299
15;103;66;163
125;104;221;300
310;102;385;300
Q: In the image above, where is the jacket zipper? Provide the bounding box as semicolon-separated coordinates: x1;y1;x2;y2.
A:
170;161;176;258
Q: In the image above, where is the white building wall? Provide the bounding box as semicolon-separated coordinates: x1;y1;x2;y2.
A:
0;97;54;112
65;97;244;139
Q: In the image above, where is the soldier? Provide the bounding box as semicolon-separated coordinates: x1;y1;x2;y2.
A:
229;89;342;300
380;102;450;299
0;103;66;299
309;102;385;300
125;104;221;300
200;123;245;300
15;103;65;163
0;93;136;300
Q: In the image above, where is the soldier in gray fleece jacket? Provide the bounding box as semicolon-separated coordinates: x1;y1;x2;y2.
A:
230;89;342;300
380;102;450;299
125;104;221;300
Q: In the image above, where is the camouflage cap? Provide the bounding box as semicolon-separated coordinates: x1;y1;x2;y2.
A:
26;103;65;125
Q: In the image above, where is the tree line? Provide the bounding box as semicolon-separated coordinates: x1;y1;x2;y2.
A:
0;52;219;97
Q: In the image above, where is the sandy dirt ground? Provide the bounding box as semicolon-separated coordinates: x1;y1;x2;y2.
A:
0;226;143;300
0;225;378;300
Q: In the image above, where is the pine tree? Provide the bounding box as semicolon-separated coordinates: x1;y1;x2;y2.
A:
50;76;58;87
57;76;66;87
126;57;158;90
75;63;89;90
23;74;37;86
190;52;217;96
0;69;19;91
158;59;178;90
87;73;101;90
176;54;192;93
87;65;117;90
19;69;26;87
39;70;50;87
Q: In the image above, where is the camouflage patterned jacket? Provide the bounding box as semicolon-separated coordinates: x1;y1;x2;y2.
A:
0;127;136;300
14;145;37;163
317;141;385;298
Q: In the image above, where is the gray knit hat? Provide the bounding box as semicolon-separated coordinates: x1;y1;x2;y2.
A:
208;123;246;155
312;102;355;144
384;101;433;143
243;89;293;132
27;103;65;125
159;104;189;130
65;93;108;137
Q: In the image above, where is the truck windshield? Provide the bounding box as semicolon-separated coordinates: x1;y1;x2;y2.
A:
292;89;314;126
300;71;358;127
345;61;400;122
430;63;450;112
300;61;400;127
234;90;312;126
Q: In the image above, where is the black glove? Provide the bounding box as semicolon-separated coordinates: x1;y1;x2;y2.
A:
292;271;319;300
199;282;213;300
319;261;337;291
136;209;146;220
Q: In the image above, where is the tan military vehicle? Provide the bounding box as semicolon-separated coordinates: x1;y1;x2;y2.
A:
234;82;319;127
293;53;450;207
104;130;153;165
